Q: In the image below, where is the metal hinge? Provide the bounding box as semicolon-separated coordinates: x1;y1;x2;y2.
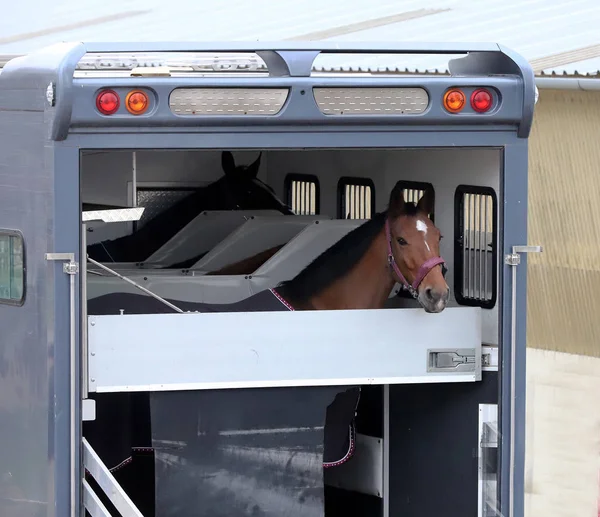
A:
482;345;499;371
504;245;543;266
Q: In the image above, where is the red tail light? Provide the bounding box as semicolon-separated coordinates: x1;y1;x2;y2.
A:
470;88;493;113
96;89;120;115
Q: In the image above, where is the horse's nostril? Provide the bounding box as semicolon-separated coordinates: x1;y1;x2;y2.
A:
425;287;434;300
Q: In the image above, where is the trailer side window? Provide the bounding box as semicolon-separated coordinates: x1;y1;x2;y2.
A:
337;177;375;219
396;181;435;222
454;185;497;309
0;230;25;306
284;174;320;215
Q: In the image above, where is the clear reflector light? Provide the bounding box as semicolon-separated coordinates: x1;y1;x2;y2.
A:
314;87;429;115
77;52;266;73
169;88;289;116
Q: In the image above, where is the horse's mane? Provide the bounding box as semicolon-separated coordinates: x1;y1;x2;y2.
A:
277;202;421;304
276;211;377;303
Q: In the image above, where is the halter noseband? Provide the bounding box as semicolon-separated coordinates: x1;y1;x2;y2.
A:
385;218;446;299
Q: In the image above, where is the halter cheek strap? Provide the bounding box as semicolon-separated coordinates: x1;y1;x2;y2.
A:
385;218;446;299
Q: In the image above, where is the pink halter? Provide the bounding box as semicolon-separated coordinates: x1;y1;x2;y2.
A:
385;218;446;299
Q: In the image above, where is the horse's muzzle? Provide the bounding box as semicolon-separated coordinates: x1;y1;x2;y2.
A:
419;286;450;313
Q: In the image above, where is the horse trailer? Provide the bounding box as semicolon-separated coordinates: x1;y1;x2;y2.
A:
0;42;540;517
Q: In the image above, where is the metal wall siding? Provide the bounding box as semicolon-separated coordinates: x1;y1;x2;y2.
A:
0;107;53;517
527;89;600;358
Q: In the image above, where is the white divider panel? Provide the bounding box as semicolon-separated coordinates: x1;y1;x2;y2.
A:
191;215;329;271
85;210;285;274
253;219;364;279
86;271;254;303
146;209;284;265
86;219;359;304
88;307;482;393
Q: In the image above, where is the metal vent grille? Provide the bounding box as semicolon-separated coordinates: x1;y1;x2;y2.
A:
455;186;497;309
313;87;428;115
284;174;319;215
338;178;375;219
169;88;289;116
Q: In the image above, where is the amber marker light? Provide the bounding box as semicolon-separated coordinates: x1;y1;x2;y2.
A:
443;88;466;113
125;90;149;115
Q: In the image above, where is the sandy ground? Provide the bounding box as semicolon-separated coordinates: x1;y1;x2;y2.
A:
525;347;600;517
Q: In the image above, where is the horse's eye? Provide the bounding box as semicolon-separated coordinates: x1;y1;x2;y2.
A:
397;237;407;246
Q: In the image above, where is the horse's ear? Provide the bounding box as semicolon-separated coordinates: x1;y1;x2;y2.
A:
388;181;406;218
246;152;262;179
416;188;434;216
221;151;236;176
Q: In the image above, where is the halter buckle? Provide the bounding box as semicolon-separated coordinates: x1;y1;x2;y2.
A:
402;283;419;299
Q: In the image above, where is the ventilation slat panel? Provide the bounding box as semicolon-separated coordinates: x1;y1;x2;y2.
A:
455;186;497;309
285;174;319;215
338;178;375;220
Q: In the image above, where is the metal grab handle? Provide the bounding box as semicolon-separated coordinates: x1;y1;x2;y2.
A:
504;244;542;517
83;41;511;78
84;41;503;54
45;252;79;517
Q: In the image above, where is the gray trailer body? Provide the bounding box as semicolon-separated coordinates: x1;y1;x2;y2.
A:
0;41;537;517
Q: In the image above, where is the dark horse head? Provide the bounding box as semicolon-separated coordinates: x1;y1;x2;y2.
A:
87;151;294;263
219;151;293;214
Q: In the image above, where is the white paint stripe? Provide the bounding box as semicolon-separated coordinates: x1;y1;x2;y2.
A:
219;426;324;436
416;219;430;251
95;374;477;393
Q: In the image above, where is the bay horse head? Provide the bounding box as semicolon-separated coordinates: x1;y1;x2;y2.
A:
385;181;449;313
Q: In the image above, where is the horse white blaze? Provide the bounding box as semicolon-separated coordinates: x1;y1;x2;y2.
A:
416;219;430;251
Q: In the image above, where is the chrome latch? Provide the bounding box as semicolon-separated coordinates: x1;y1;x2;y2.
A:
63;262;79;275
427;348;477;373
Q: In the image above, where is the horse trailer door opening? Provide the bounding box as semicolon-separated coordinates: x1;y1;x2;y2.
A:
0;42;538;517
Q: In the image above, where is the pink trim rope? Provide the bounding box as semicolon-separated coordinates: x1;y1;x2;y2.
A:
270;288;295;311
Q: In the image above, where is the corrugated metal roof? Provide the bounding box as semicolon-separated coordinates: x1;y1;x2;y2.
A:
1;0;600;76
